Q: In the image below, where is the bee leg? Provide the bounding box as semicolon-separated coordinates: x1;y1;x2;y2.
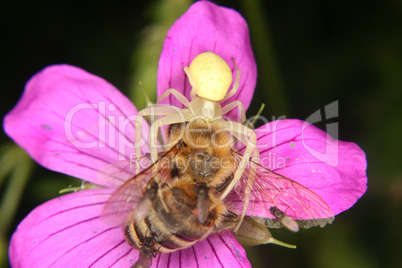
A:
216;121;257;232
133;237;155;268
157;181;169;213
134;181;158;223
215;211;239;231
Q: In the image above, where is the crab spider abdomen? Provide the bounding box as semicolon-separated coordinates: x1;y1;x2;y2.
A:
189;52;232;102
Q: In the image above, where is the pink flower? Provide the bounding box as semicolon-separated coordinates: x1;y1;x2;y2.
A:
5;1;367;267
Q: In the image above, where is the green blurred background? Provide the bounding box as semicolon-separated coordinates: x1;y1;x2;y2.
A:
0;0;401;267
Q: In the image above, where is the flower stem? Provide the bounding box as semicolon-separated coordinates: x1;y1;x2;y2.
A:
239;0;290;116
0;145;33;238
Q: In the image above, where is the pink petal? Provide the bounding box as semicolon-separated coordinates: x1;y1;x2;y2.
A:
4;65;149;187
234;119;367;217
153;230;250;268
9;189;139;267
157;1;257;120
9;188;250;268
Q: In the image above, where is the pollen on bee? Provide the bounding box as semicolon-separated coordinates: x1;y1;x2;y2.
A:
189;52;232;101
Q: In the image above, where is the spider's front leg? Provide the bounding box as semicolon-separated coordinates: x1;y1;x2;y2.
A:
134;106;183;173
221;100;247;124
147;109;192;214
220;57;241;102
157;88;190;107
148;109;192;163
217;120;258;232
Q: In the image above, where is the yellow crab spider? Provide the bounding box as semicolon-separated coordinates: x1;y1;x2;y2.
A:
134;52;259;231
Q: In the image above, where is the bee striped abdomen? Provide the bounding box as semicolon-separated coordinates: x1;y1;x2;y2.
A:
124;175;231;254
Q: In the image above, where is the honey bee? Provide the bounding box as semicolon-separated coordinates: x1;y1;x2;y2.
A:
103;119;240;267
101;118;334;268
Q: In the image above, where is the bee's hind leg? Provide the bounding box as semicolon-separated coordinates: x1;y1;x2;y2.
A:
214;211;239;232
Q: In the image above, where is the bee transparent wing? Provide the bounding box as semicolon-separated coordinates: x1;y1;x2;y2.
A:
101;173;146;227
97;150;175;189
233;152;334;229
97;160;136;188
101;146;180;227
97;154;154;188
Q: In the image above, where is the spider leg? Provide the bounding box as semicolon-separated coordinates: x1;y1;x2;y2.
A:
157;88;190;107
148;110;192;213
134;106;183;173
220;57;241;102
221;100;247;124
183;66;198;100
149;109;192;163
215;120;257;232
231;131;260;162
